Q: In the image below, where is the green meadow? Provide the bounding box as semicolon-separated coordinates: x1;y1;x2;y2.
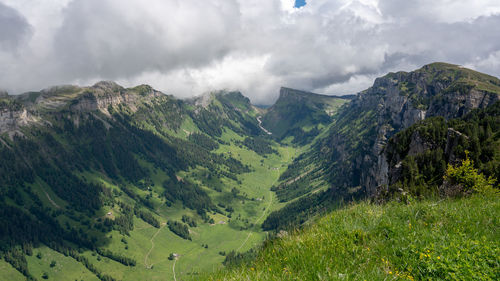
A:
19;127;299;281
203;195;500;281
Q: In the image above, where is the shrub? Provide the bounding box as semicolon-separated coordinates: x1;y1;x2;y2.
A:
444;151;497;195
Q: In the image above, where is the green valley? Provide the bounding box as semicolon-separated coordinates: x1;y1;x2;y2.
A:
0;83;317;281
1;63;499;281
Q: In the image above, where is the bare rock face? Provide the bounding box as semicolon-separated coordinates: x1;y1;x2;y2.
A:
320;63;500;197
0;106;38;136
1;82;165;137
69;81;162;114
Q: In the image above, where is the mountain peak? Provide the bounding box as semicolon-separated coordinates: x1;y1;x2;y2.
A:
262;87;349;141
278;87;322;100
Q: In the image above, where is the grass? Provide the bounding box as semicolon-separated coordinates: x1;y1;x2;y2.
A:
0;259;25;281
19;127;299;281
27;246;99;281
202;195;499;280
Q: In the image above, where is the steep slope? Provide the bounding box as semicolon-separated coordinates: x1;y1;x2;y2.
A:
204;195;500;281
321;62;500;195
261;87;350;144
0;83;294;281
264;63;500;230
377;101;500;200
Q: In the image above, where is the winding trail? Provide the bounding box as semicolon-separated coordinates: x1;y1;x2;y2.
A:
144;222;166;269
42;188;60;209
236;189;274;252
172;258;177;281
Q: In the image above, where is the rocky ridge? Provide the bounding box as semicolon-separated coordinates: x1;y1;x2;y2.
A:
0;81;165;135
317;63;499;196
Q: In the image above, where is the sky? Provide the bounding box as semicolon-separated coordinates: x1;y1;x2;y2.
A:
1;0;500;104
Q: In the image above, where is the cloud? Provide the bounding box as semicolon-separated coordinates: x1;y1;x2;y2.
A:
0;0;500;104
0;2;31;51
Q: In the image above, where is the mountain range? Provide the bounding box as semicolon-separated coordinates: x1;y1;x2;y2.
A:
0;62;498;281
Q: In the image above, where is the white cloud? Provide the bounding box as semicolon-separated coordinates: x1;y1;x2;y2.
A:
0;0;500;104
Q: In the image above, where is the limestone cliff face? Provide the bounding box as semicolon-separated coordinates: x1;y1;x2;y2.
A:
69;81;162;113
319;63;499;196
0;106;38;136
0;82;165;136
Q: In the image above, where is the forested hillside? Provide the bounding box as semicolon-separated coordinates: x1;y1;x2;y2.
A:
1;63;499;281
0;83;296;280
263;63;500;231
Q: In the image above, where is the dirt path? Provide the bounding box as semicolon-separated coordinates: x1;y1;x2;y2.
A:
43;189;60;209
235;147;296;252
144;223;166;268
236;181;275;252
172;258;177;281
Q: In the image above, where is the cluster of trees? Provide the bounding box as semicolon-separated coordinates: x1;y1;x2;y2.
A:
286;126;321;145
238;137;277;156
0;98;23;111
95;248;137;266
383;102;500;198
262;188;346;231
181;215;197;227
167;220;191;240
2;247;35;280
135;209;160;228
162;177;214;213
112;204;134;235
222;249;258;268
47;243;116;281
188;132;219;150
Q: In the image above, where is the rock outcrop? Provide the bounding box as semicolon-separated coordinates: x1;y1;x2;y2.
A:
69;82;162;113
0;82;165;136
317;63;499;196
0;102;39;136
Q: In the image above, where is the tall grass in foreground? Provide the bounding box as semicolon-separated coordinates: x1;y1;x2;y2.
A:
200;195;499;280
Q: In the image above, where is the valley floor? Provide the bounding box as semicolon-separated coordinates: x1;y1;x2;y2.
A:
0;132;298;281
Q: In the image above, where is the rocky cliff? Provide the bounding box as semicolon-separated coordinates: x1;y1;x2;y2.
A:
316;63;499;196
375;101;499;200
0;82;165;136
69;82;163;113
0;97;39;136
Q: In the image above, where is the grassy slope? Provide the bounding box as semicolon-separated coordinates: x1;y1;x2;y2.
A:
0;88;305;280
203;195;499;280
27;247;99;281
0;259;25;281
20;128;297;281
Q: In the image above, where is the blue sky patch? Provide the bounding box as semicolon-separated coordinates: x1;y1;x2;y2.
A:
294;0;306;8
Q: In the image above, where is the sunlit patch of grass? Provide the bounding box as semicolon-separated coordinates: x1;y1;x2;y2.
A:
202;195;499;280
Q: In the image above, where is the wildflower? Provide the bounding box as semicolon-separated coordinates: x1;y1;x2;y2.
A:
437;256;441;260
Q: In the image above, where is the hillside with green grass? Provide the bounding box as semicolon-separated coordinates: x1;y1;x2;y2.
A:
203;195;499;281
